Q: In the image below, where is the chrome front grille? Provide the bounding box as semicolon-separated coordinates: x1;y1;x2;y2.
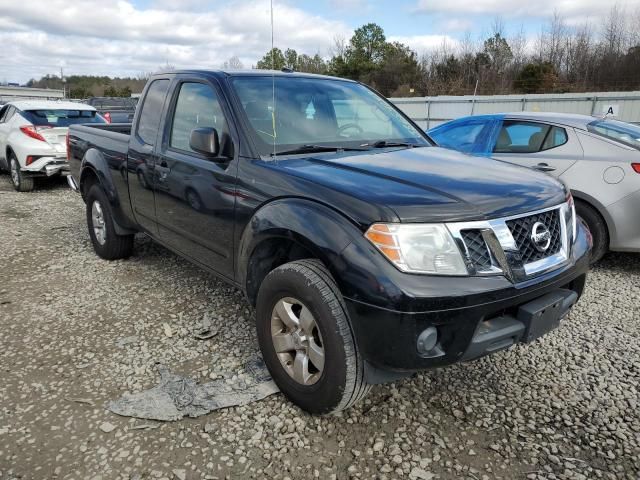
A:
447;202;574;282
506;209;563;264
460;230;492;270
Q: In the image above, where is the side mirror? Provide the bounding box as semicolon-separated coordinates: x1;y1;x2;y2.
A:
190;127;219;157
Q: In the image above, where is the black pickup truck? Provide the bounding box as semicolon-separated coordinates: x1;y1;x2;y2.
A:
67;70;590;414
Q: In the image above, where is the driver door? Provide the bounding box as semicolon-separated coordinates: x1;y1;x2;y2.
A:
154;78;239;280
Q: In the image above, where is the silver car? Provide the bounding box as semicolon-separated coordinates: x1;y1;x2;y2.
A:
428;112;640;261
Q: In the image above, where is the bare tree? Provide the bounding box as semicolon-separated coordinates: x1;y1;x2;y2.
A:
222;55;244;70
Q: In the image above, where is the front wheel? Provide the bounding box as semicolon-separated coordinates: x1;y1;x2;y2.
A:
9;154;34;192
86;184;134;260
256;259;370;414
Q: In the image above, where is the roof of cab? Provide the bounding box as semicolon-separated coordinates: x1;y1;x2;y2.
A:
152;69;357;82
7;100;96;111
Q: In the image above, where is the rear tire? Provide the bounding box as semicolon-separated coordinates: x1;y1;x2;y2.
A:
575;201;608;263
9;154;34;192
256;259;370;414
86;184;134;260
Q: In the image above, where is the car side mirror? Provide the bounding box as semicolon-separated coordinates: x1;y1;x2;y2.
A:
190;127;219;157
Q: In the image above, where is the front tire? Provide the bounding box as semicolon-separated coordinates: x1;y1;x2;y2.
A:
86;184;134;260
575;201;608;263
256;259;369;414
9;154;34;192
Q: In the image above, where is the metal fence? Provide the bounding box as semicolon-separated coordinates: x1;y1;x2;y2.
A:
0;86;64;104
389;91;640;130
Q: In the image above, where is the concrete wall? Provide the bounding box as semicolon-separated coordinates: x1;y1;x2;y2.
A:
390;91;640;129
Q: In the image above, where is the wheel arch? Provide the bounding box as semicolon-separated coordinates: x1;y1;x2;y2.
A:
238;198;361;306
79;148;137;235
571;189;612;247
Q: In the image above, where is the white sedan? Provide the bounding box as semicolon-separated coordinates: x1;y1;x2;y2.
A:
0;100;106;191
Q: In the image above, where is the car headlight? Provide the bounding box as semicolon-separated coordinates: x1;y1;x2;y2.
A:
365;223;468;275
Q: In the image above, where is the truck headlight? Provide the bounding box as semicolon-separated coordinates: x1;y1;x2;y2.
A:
567;194;577;241
365;223;468;275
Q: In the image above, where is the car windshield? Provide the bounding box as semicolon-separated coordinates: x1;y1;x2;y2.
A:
231;76;429;156
21;109;106;127
587;119;640;150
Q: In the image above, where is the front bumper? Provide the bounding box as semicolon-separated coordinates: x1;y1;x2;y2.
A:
344;221;590;375
607;188;640;252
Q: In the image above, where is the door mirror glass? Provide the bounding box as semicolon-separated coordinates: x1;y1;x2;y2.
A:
190;127;219;156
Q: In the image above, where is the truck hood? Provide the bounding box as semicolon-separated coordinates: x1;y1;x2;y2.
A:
271;146;567;223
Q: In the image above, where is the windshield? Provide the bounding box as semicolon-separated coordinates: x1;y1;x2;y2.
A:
231;76;429;156
21;109;105;127
588;119;640;150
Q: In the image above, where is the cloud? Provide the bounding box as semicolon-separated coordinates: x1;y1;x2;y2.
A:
413;0;640;23
0;0;352;83
389;34;460;53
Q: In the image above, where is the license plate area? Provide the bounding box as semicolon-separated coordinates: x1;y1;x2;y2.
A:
518;289;578;343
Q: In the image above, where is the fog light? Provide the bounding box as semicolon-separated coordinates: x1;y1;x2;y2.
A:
416;327;438;354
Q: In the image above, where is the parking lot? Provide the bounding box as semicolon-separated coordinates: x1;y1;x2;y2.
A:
0;176;638;480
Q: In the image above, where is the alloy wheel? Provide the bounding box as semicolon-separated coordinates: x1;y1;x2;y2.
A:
270;297;325;386
91;200;107;245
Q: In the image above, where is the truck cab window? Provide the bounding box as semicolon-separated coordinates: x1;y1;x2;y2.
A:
137;79;170;145
170;82;231;157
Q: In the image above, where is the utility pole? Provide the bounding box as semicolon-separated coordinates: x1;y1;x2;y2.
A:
60;67;65;99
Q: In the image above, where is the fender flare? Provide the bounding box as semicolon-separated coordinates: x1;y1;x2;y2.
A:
236;198;365;299
80;148;137;234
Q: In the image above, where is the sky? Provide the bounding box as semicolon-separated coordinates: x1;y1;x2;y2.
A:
1;0;640;84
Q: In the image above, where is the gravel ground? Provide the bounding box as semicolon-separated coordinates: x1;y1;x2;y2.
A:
0;175;638;480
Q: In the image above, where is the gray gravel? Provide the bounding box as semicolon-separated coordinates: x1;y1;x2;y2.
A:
0;175;638;480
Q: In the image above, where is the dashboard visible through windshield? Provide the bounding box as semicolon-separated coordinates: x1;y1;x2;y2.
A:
231;76;429;156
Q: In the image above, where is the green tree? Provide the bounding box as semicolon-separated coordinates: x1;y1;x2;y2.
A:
514;62;557;93
104;85;118;96
483;33;513;72
256;48;286;70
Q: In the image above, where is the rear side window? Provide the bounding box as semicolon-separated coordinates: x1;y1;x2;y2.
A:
3;106;16;122
542;126;568;150
137;79;170;145
494;121;567;153
21;109;104;127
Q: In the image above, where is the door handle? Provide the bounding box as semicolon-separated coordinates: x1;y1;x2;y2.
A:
533;163;556;172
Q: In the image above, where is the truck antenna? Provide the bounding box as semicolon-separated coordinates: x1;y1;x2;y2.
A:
270;0;277;157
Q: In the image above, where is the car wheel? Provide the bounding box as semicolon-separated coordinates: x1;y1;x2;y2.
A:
86;184;134;260
575;201;608;263
256;259;370;414
9;154;34;192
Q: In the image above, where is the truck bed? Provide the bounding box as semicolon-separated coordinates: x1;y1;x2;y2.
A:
67;123;132;182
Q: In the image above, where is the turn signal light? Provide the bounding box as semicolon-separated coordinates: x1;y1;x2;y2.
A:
364;224;402;262
632;163;640;174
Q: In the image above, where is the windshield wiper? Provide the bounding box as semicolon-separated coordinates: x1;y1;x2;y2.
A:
272;144;369;156
362;140;420;149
